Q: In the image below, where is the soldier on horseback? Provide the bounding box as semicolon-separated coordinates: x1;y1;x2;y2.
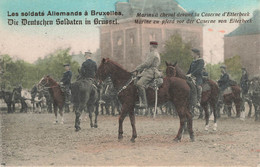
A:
218;65;230;93
187;48;205;107
60;63;72;112
80;51;97;80
134;41;161;109
240;67;249;97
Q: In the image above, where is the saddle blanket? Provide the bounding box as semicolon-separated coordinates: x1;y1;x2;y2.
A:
223;87;232;95
202;82;211;92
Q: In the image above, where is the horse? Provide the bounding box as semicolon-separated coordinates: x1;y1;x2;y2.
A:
99;77;121;116
71;78;99;131
165;61;219;131
96;58;194;142
38;75;65;124
217;81;242;118
12;86;28;113
248;77;260;121
0;90;14;113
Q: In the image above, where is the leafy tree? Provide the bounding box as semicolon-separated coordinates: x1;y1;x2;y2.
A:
160;33;193;73
205;63;222;82
224;55;242;82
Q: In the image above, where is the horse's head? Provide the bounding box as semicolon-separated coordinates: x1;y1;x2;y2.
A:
38;75;56;90
165;61;177;77
96;58;114;81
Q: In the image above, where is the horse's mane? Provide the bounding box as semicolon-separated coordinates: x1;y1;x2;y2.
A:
105;58;130;74
46;76;59;86
174;64;187;79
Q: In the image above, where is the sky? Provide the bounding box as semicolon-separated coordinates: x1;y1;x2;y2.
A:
0;0;259;64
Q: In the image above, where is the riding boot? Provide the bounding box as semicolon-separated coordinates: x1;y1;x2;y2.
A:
197;85;202;107
136;86;147;109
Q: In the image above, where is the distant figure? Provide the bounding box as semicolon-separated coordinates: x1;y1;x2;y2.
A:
60;63;72;112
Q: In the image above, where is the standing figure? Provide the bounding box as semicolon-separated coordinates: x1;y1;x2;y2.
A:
134;41;161;109
60;63;72;113
187;48;205;107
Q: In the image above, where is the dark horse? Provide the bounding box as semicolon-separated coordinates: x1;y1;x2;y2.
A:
38;76;65;124
71;78;99;131
0;90;13;113
165;62;219;131
96;58;194;142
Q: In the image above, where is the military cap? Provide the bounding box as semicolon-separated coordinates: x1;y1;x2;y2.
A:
85;51;92;55
63;63;70;67
220;65;226;69
150;41;158;46
191;48;200;55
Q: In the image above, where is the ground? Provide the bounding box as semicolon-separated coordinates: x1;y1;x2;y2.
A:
0;110;260;166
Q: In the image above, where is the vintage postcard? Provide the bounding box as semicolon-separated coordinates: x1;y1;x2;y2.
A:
0;0;259;166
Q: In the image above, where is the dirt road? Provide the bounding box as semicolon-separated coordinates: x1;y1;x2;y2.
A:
1;112;260;166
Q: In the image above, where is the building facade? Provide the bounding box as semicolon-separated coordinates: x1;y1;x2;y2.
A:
224;10;260;77
100;0;203;70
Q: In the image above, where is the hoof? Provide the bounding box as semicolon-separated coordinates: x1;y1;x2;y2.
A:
118;135;123;141
173;137;181;142
94;124;98;128
53;120;58;124
190;138;195;142
75;127;81;132
60;121;64;125
130;138;135;143
205;125;209;131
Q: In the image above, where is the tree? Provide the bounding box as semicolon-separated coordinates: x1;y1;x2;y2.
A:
205;63;222;82
160;33;193;73
224;55;242;82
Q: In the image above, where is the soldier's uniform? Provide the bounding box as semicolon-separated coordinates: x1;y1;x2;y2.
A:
80;58;97;79
135;41;161;108
217;66;230;92
240;68;249;95
187;48;204;106
60;64;72;112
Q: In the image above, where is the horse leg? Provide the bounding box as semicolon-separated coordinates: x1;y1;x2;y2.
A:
128;106;137;142
185;109;194;142
234;98;241;118
59;106;64;124
118;104;128;140
210;100;218;131
247;99;252;117
202;104;210;131
174;108;185;142
53;104;58;124
75;105;83;131
88;105;94;128
94;103;99;128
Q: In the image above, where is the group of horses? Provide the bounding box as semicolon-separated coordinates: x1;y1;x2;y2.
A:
1;58;259;143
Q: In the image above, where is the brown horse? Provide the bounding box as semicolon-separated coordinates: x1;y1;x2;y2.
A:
165;62;219;131
220;85;242;118
38;75;65;124
96;58;194;142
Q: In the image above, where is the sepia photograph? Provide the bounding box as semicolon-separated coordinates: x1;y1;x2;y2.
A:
0;0;259;166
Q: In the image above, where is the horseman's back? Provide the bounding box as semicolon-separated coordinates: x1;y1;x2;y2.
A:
80;59;97;79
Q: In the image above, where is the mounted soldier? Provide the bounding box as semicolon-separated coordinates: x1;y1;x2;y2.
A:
72;51;99;131
134;41;161;109
60;63;72;112
79;51;97;80
218;65;230;93
240;67;249;96
186;48;205;107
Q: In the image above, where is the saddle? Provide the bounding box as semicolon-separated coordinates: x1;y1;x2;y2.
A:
146;77;163;90
201;81;211;92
